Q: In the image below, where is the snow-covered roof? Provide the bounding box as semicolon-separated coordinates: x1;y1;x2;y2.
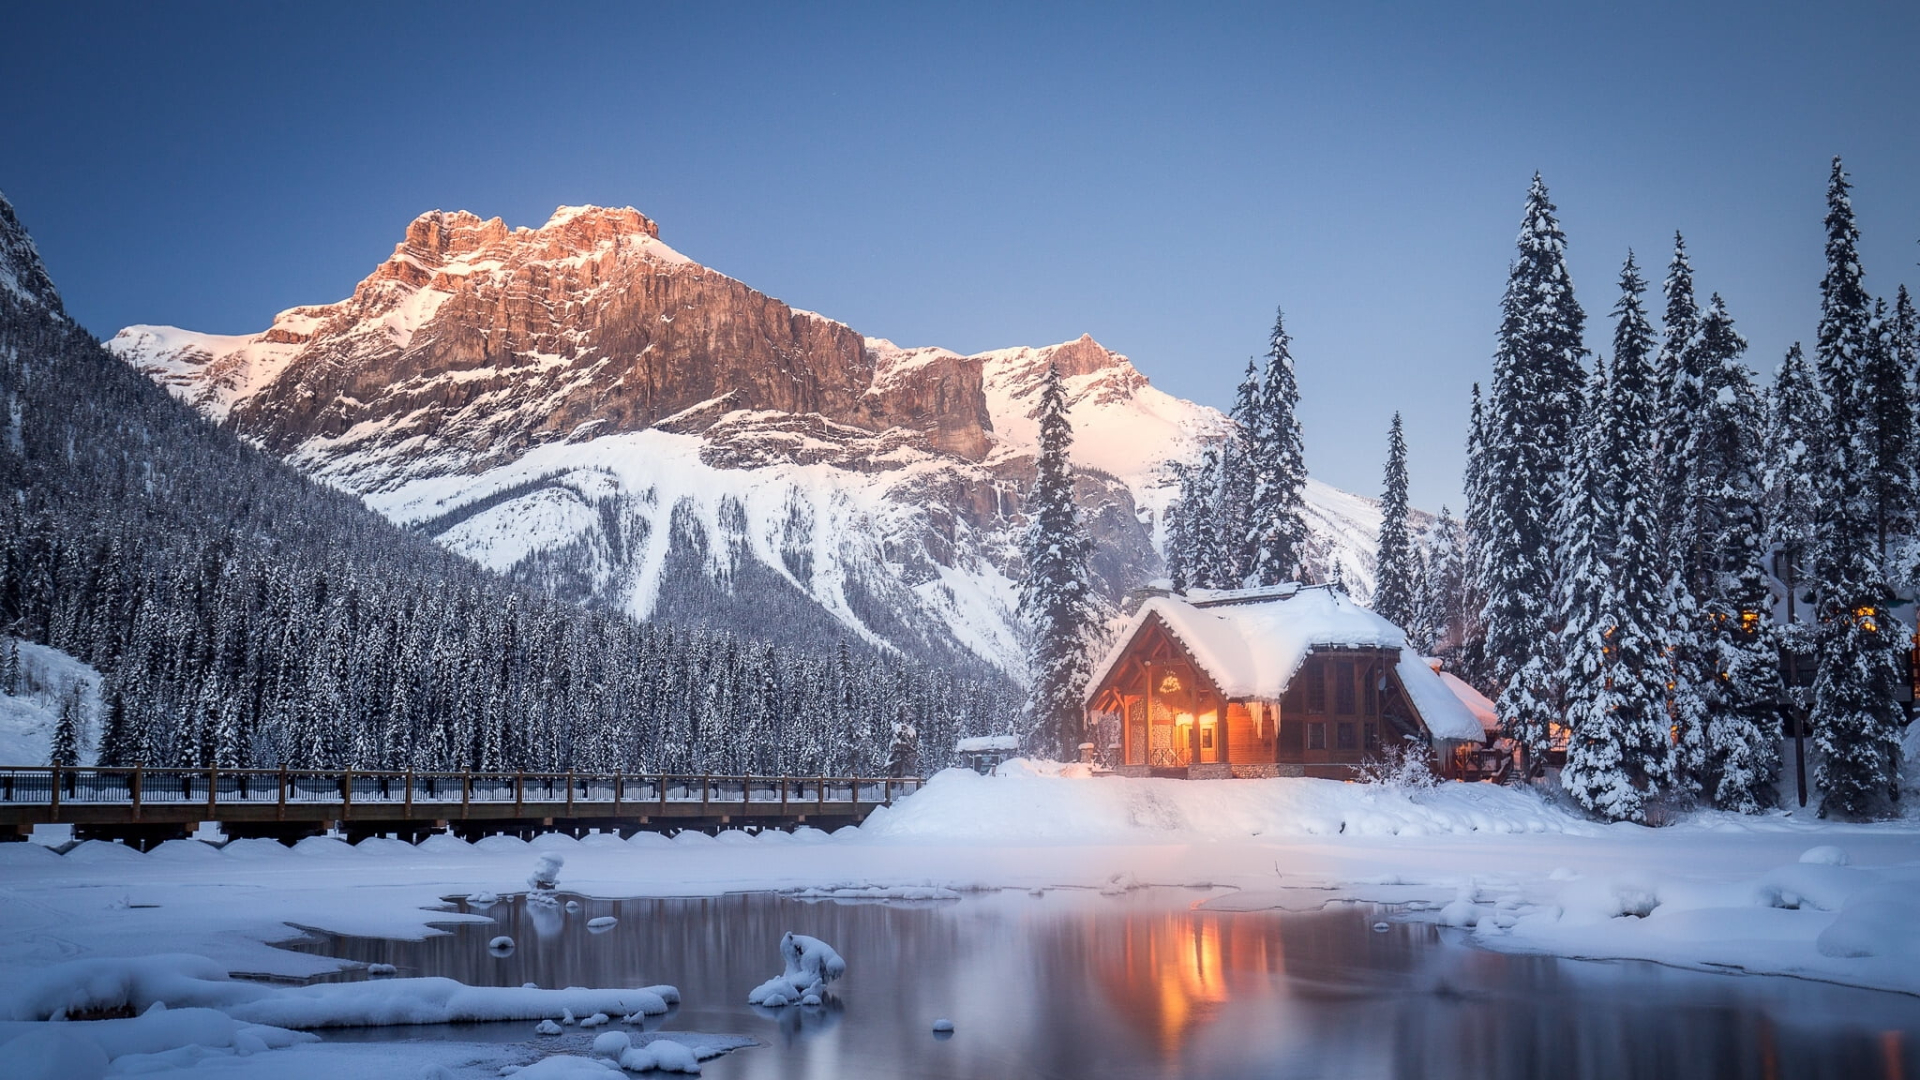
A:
1434;664;1500;737
955;734;1018;754
1086;585;1485;743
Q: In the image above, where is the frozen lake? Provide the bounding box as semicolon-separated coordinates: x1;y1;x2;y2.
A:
288;888;1920;1079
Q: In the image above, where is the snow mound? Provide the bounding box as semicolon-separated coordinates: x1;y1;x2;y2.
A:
0;1006;312;1080
746;933;846;1007
858;768;1596;842
1799;845;1849;866
620;1038;701;1074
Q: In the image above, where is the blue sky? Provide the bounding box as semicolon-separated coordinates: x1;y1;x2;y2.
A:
5;1;1916;511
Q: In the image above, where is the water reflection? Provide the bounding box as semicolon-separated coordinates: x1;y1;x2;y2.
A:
289;889;1919;1080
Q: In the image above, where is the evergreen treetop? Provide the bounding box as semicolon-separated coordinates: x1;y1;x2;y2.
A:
1247;309;1308;586
1371;412;1418;631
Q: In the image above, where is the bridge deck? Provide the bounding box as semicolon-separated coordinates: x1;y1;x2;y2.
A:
1;767;923;839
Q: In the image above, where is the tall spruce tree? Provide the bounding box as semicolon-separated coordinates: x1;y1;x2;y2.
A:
1221;359;1263;584
1018;365;1098;760
1765;343;1825;600
1;636;18;695
1668;296;1761;794
1859;293;1919;568
1478;174;1588;770
1656;233;1704;543
1559;256;1674;820
1247;310;1308;585
1456;384;1492;690
1685;295;1781;811
1372;413;1419;629
1809;157;1906;819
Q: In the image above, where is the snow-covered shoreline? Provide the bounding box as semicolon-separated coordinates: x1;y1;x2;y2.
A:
2;768;1917;1075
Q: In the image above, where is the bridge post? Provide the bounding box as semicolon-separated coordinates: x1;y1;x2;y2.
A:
658;774;666;816
514;772;524;816
49;765;60;823
277;768;286;821
207;766;217;821
342;769;352;823
405;770;414;818
818;776;825;814
701;775;709;816
780;777;788;814
133;766;143;822
612;773;622;818
567;771;575;817
462;772;471;819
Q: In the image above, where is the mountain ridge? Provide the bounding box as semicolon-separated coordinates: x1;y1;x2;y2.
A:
110;204;1394;674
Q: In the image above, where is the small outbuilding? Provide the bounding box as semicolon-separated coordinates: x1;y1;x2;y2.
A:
1083;583;1488;779
954;734;1019;775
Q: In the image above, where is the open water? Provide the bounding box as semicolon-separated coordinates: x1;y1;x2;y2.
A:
289;888;1920;1080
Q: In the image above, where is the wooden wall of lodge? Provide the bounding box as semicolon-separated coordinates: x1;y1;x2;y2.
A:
1088;618;1421;769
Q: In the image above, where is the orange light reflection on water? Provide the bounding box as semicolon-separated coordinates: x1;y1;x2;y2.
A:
1103;908;1270;1062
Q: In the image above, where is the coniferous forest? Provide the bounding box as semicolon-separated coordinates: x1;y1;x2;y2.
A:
0;216;1018;778
1162;159;1915;822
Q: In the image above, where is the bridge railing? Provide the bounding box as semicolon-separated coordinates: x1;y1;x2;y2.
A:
0;766;925;814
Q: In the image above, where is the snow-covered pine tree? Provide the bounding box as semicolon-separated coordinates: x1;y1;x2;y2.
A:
1859;294;1919;568
1247;310;1308;586
1655;232;1703;546
1019;365;1098;761
1669;295;1758;794
1478;174;1588;771
49;687;82;766
1555;356;1618;813
1191;445;1232;589
1454;385;1492;691
1685;294;1781;811
0;636;17;695
1221;359;1263;584
1372;413;1419;630
1809;157;1906;819
1765;343;1824;595
1560;255;1675;821
1161;458;1200;592
1415;506;1468;658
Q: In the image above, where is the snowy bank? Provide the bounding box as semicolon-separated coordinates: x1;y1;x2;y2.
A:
2;953;678;1028
857;765;1601;841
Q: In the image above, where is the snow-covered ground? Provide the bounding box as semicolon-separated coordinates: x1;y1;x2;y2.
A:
2;766;1918;1077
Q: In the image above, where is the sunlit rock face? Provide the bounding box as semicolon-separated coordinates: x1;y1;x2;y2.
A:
110;207;1382;673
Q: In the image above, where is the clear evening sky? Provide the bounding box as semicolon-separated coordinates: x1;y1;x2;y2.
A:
5;2;1916;513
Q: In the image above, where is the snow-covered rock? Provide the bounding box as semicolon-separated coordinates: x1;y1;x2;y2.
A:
746;933;846;1007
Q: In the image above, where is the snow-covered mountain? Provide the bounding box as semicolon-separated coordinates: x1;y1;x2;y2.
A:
111;205;1389;674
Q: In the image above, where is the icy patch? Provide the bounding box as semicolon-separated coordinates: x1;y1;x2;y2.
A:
787;885;961;902
746;933;845;1007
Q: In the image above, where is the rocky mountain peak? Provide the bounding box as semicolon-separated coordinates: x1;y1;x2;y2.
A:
0;190;63;315
1038;333;1128;378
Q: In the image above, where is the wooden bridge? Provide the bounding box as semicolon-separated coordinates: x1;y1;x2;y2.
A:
0;766;925;847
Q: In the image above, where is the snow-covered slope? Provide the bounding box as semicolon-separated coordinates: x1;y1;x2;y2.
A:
110;207;1398;674
0;639;102;765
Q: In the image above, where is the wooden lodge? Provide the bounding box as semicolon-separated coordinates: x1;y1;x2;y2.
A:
1084;583;1494;780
